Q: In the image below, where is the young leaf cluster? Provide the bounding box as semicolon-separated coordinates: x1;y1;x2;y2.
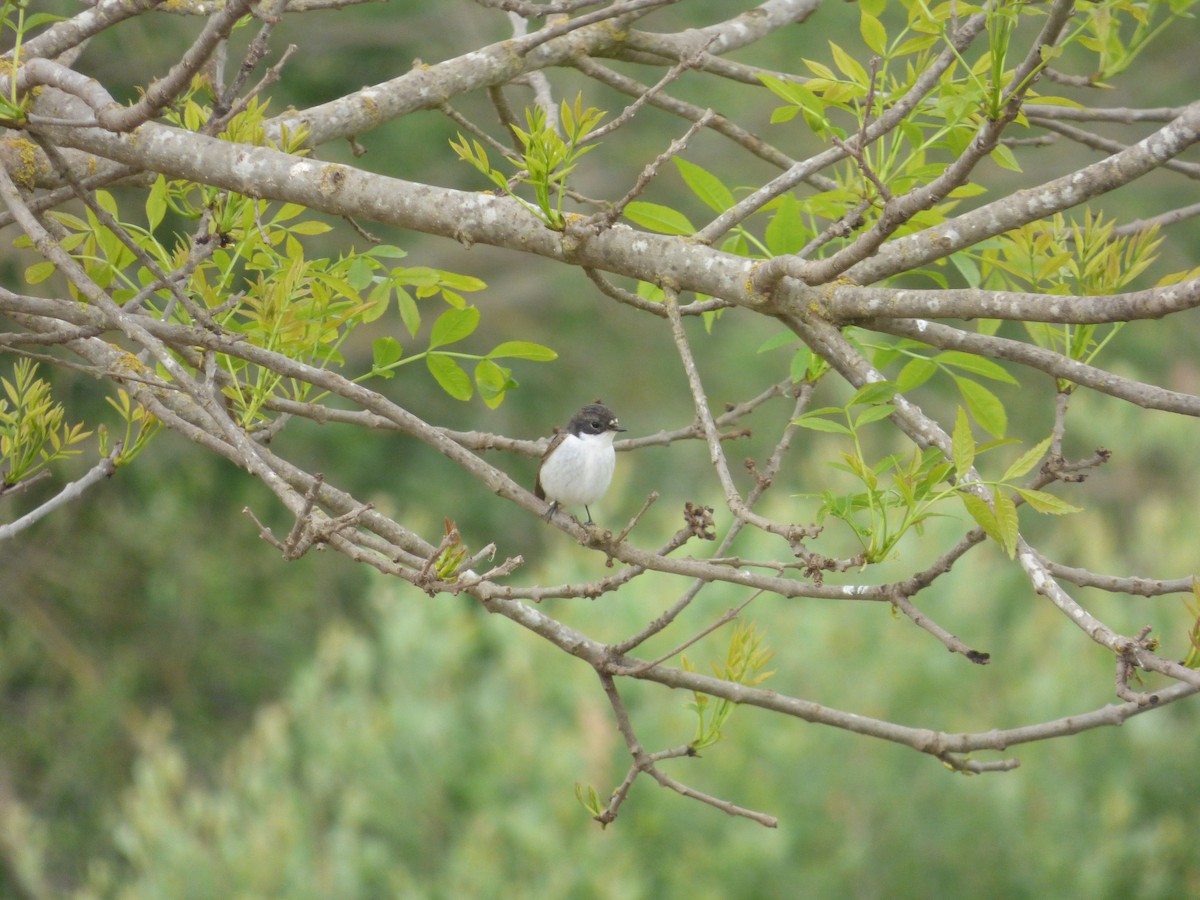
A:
964;210;1163;391
630;0;1179;270
0;1;63;122
99;389;161;467
1182;580;1200;669
948;408;1080;560
16;91;555;421
451;95;605;230
1078;0;1197;80
0;360;91;488
683;622;775;752
797;382;1079;563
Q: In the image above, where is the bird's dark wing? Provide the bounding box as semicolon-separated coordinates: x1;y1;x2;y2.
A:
534;431;567;499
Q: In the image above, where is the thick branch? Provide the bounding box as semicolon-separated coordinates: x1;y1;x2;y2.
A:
847;100;1200;285
822;277;1200;324
865;316;1200;416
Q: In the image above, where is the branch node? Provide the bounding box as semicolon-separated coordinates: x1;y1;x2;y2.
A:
1115;625;1162;706
683;500;716;540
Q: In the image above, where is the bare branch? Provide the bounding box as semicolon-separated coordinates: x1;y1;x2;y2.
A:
585;109;715;229
595;673;778;828
1028;115;1200;180
866;316;1200;416
0;449;119;542
848;100;1200;285
893;591;991;664
823;277;1200;325
573;56;814;177
701;12;989;244
105;0;259;133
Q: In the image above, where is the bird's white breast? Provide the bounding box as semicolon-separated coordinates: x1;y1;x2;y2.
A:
538;431;616;507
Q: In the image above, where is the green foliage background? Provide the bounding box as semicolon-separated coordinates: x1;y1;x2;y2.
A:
2;1;1199;896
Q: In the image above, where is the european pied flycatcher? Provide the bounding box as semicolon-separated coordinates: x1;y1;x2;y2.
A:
535;402;625;525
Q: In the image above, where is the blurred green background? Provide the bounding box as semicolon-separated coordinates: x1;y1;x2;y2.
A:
2;1;1200;896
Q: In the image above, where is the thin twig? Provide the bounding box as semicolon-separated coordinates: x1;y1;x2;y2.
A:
586;109;715;230
664;287;816;544
891;591;991;664
103;0;258;132
574;56;813;178
579;37;714;144
620;590;763;676
583;267;733;317
0;447;120;542
867;317;1200;417
594;673;777;828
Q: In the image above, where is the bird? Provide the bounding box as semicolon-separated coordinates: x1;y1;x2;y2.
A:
535;401;626;525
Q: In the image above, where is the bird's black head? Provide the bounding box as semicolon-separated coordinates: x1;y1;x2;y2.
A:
568;402;626;436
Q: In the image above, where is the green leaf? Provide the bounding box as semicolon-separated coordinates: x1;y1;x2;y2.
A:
829;41;869;85
623;201;695;235
949;252;981;288
146;176;168;232
487;340;558;361
872;340;913;371
896;357;937;392
288;220;332;236
849;380;896;406
758;74;819;110
935;351;1018;384
860;11;888;55
371;336;403;374
804;406;850;418
346;256;375;291
434;271;488;292
763;193;809;256
1014;487;1083;515
923;461;954;492
396;266;445;288
959;492;1000;542
364;244;409;260
948;182;988;199
637;281;664;302
475;359;516;409
271;203;305;224
25;261;56;284
674;158;736;213
955;376;1008;438
769;105;801;124
355;286;387;326
1002;436;1054;481
990;144;1022;172
976;437;1020;455
23;12;67;29
396;287;420;337
994;491;1020;558
95;190;119;218
791;347;817;383
952;406;975;478
427;353;472;401
794;414;852;435
893;34;939;56
757;331;796;354
429;306;480;349
854;404;895;427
